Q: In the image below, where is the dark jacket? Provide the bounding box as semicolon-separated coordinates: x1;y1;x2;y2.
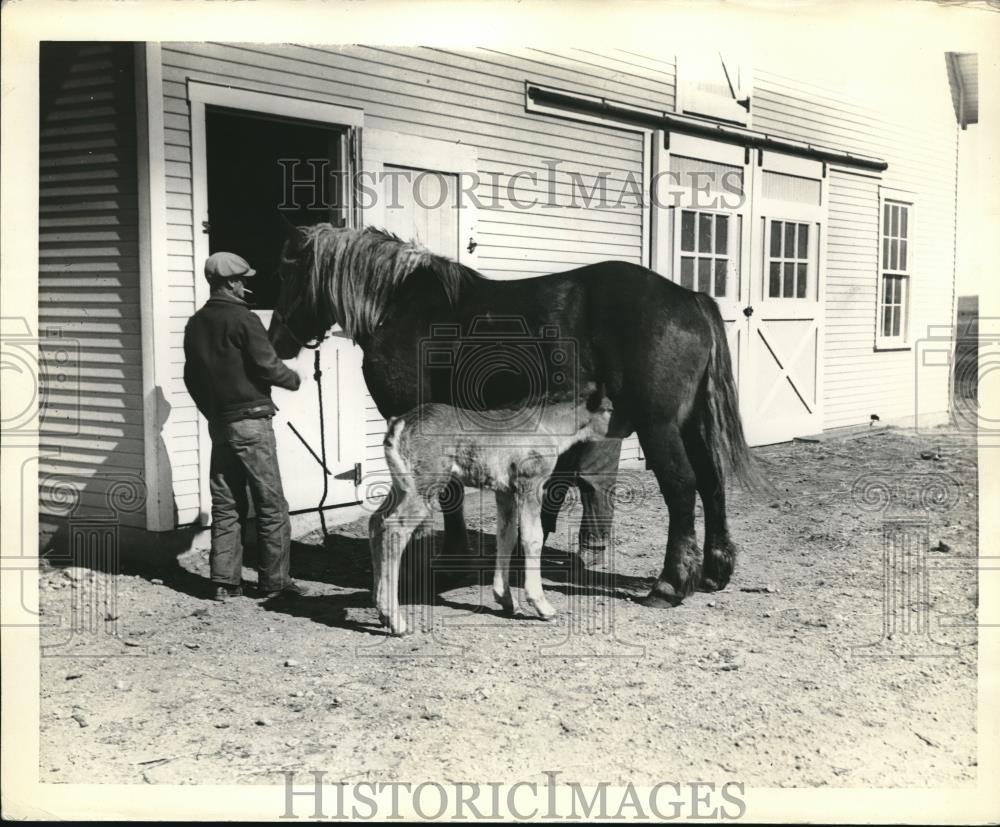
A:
183;293;300;423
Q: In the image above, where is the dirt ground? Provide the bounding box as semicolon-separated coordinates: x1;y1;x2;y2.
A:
39;427;979;788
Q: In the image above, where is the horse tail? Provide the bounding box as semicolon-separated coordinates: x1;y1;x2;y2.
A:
692;293;772;497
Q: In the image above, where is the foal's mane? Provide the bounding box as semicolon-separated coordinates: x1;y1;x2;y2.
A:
289;224;481;342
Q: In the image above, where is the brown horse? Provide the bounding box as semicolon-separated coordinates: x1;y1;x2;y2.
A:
270;225;766;607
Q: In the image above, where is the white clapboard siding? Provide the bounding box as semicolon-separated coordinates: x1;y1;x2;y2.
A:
156;45;657;502
38;42;147;529
752;67;958;428
147;45;962;514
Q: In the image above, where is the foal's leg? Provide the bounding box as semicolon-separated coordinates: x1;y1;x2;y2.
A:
370;495;423;635
637;422;702;608
683;426;738;591
520;491;557;620
492;490;520;615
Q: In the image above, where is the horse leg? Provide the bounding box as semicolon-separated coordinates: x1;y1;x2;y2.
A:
540;470;570;547
439;476;470;558
575;438;622;557
683;426;738;591
492;490;520;615
370;495;422;635
520;492;557;620
637;422;702;608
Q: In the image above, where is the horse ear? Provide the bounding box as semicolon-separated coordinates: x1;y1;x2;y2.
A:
277;212;305;247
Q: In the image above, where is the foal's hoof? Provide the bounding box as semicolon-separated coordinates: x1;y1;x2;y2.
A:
493;589;520;616
526;597;557;621
378;612;411;637
640;581;685;608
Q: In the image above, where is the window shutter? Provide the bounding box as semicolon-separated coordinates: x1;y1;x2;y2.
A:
676;51;753;125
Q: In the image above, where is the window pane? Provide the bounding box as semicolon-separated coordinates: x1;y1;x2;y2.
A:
769;262;781;297
890;238;898;271
882;306;893;338
890;204;898;236
899;240;907;272
894;275;902;304
715;215;729;254
892;304;901;337
784;222;796;258
770;221;782;258
681;211;695;252
883;275;893;303
883;238;889;270
680;256;694;290
797;224;808;259
714;258;727;297
783;262;795;297
698;257;711;293
698;214;713;253
883;204;890;235
796;263;807;298
900;206;908;239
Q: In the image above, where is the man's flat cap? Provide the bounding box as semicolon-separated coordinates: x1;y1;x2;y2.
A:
205;251;256;280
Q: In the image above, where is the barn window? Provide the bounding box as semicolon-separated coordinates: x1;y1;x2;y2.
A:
677;209;738;300
876;193;914;348
765;219;811;299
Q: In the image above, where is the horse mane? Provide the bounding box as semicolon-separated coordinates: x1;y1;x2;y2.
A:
292;224;480;342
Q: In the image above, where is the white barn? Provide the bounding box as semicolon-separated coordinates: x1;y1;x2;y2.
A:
36;42;976;533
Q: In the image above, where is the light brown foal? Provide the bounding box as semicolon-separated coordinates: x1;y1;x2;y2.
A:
369;388;612;636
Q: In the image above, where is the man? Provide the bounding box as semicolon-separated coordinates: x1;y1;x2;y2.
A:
184;251;306;602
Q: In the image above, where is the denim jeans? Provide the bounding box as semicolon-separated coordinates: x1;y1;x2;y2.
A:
208;417;291;591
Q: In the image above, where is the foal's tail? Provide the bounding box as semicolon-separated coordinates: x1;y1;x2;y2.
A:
692;293;772;496
383;417;413;487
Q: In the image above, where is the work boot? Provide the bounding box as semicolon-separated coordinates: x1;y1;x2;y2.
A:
213;583;244;602
261;580;309;600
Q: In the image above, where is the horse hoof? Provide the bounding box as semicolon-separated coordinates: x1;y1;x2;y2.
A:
698;576;720;592
640;582;684;608
702;546;736;590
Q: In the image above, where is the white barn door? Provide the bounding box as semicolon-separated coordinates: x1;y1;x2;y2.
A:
654;136;826;446
653;133;751;433
359;129;478;478
188;83;368;518
742;152;827;445
362;130;477;259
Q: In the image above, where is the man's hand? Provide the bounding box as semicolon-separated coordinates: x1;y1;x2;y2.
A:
245;314;301;391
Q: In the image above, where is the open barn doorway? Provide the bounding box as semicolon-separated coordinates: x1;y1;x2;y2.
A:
195;99;366;515
204;106;347;309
